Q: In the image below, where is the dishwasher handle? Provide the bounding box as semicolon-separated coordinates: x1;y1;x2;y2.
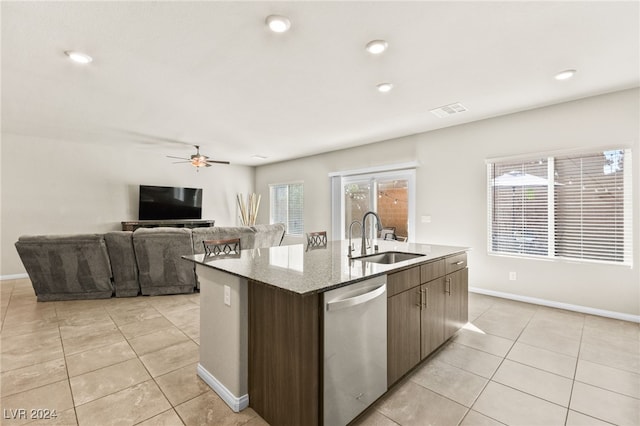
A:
326;284;386;312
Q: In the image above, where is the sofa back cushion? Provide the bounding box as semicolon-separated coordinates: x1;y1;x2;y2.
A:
15;234;113;301
251;223;286;248
104;231;140;297
132;227;196;295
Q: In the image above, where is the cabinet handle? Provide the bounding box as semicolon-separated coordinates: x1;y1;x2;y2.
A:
425;287;429;309
454;261;465;265
416;290;423;310
446;278;451;295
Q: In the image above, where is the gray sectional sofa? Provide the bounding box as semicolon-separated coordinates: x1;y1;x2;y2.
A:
15;224;286;301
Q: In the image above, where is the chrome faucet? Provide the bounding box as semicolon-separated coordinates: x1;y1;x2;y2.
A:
361;211;383;256
348;220;362;258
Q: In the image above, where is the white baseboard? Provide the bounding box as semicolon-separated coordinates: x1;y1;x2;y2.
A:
1;273;28;281
197;363;249;412
469;287;640;323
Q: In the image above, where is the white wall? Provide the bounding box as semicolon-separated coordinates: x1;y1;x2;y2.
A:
256;89;640;316
255;136;418;245
1;134;254;276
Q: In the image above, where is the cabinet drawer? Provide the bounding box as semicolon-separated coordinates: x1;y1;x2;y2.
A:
420;260;445;283
445;253;467;275
387;266;421;297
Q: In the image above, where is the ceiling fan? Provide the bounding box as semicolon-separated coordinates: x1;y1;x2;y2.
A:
167;145;230;171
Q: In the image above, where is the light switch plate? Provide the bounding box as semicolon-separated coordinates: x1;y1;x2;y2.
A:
421;215;431;223
224;285;231;306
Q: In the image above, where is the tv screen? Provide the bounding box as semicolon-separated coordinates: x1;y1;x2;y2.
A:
138;185;203;220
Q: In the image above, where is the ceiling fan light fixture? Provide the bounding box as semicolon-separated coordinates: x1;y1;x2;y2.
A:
365;40;388;55
266;15;291;33
167;145;230;171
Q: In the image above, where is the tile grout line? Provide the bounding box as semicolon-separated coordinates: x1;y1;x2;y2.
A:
463;302;543;425
118;299;203;425
564;314;585;426
63;299;197;425
53;302;81;426
105;301;176;426
395;296;516;425
438;295;502;426
0;284;18;334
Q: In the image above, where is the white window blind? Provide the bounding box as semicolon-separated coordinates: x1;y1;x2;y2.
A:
488;149;632;265
270;183;304;236
489;159;549;256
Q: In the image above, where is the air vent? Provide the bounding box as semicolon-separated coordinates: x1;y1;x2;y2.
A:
430;102;468;118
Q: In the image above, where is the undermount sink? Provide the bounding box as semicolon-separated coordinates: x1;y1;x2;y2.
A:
352;251;425;264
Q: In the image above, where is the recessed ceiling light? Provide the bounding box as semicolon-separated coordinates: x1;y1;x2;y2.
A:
376;83;393;93
365;40;388;55
64;50;93;64
554;69;576;80
266;15;291;33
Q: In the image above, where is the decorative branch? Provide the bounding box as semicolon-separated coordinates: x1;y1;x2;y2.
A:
237;193;261;226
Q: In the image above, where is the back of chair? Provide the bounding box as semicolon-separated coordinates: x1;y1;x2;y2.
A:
306;231;327;247
380;227;397;240
203;238;241;256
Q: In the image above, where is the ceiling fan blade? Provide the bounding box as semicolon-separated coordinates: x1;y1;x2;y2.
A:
167;155;189;160
205;160;231;165
172;161;192;164
124;131;195;147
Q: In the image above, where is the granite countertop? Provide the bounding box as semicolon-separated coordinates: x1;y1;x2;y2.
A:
183;240;468;295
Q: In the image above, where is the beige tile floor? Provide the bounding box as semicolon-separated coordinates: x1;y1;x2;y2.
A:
1;278;639;426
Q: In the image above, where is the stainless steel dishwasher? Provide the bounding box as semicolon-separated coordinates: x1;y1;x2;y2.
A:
323;276;387;426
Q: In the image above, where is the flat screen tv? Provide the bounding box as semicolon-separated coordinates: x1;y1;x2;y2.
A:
138;185;203;220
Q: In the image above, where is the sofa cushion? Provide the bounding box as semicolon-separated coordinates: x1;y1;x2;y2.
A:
15;234;114;301
104;231;140;297
191;226;257;254
250;223;286;248
133;227;196;295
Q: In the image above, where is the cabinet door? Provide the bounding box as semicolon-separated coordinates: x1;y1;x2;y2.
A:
444;268;469;340
420;277;445;358
387;288;421;386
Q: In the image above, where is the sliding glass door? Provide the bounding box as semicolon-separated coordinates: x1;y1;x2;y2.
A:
338;169;415;242
343;178;375;239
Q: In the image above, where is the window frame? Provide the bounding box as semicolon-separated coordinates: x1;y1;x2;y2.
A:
269;181;304;237
487;148;632;266
329;166;416;242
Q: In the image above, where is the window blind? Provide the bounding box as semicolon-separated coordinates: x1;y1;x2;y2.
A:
489;159;549;256
488;149;632;265
554;150;630;263
270;183;304;236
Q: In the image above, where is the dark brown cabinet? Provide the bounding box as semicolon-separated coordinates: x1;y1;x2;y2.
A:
420;277;446;357
387;253;468;387
444;268;469;340
387;284;421;385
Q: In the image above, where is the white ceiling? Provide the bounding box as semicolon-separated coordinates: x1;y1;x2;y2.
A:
2;1;639;166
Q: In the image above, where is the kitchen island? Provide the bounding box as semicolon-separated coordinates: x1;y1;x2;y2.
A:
183;240;468;426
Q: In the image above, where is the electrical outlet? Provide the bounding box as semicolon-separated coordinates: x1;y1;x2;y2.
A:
224;285;231;306
509;272;517;281
421;215;432;223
